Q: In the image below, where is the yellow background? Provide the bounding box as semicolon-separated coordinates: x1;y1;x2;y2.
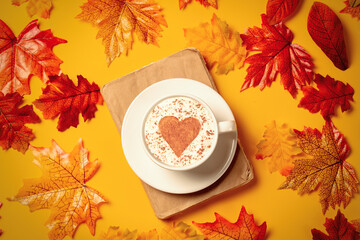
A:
1;0;359;239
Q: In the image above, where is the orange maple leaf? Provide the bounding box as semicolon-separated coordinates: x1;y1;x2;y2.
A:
256;121;304;175
340;0;360;20
179;0;217;10
184;14;247;74
161;222;204;239
99;227;158;240
76;0;167;66
8;139;107;240
193;206;267;240
279;121;359;214
12;0;53;18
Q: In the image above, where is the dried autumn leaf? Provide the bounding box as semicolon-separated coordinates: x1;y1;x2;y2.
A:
179;0;217;10
12;0;53;19
161;222;204;240
311;210;360;240
308;2;349;70
298;74;354;119
193;206;267;240
33;74;103;132
8;139;107;240
266;0;300;25
0;92;41;153
99;227;158;240
256;121;303;175
184;14;247;74
0;19;66;95
340;0;360;20
279;121;359;214
240;14;313;98
76;0;167;66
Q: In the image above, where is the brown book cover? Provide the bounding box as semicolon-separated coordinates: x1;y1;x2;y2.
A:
101;48;253;219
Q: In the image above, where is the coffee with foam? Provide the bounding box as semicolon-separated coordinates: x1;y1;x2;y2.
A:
144;96;216;167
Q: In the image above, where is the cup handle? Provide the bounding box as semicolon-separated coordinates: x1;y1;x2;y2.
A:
218;120;236;133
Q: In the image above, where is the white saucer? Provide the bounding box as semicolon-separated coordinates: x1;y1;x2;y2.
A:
121;78;237;194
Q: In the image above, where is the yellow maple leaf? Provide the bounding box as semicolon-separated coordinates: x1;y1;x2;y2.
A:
8;139;107;240
12;0;53;18
184;13;247;74
99;227;158;240
76;0;167;66
161;221;204;240
279;121;359;214
256;121;304;175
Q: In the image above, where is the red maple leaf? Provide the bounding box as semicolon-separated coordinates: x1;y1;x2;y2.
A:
312;210;360;240
193;206;267;240
308;2;348;71
240;14;313;98
298;74;354;119
0;92;41;153
266;0;300;25
33;74;103;132
0;19;66;95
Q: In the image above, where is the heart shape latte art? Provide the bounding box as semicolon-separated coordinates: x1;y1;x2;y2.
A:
158;116;201;157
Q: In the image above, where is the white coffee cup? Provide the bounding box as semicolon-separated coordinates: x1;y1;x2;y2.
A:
142;94;236;171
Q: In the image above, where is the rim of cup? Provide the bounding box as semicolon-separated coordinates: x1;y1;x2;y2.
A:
141;94;219;171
